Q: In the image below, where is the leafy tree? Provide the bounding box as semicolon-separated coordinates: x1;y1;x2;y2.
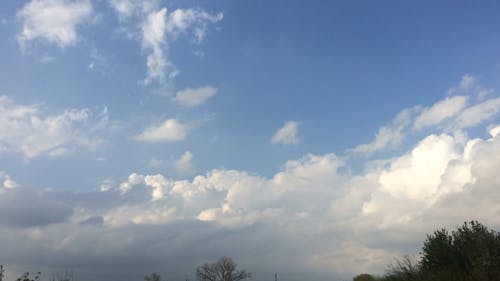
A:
196;257;251;281
0;265;4;281
420;221;500;281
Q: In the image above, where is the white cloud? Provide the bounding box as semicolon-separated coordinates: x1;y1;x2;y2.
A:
173;150;195;175
134;118;187;142
454;97;500;129
0;96;108;159
354;75;500;155
139;7;222;84
2;124;500;280
166;8;223;43
1;75;499;281
173;85;217;107
271;121;301;145
141;8;177;84
17;0;93;49
108;0;136;19
352;108;414;155
377;134;459;200
0;172;18;189
108;0;158;19
413;96;468;130
460;74;477;90
109;3;222;85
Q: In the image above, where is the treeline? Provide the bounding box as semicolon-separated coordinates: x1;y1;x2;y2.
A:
0;256;250;281
353;221;500;281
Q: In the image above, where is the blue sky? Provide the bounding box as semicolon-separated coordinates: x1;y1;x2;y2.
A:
0;1;500;281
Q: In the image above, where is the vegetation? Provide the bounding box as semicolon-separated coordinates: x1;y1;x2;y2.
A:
196;256;251;281
2;222;499;281
144;273;161;281
353;221;500;281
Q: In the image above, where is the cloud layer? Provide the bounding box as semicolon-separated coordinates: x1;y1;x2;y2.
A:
2;119;500;280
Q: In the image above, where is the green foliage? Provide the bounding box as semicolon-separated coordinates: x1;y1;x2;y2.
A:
1;265;4;281
420;221;500;281
354;221;500;281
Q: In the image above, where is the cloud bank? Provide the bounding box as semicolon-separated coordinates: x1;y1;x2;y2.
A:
2;117;500;280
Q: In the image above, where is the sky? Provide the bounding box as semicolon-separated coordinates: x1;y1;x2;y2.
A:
1;0;500;280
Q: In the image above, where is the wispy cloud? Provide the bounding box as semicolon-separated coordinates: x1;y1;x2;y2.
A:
173;150;195;175
271;121;301;145
352;75;500;156
135;6;223;85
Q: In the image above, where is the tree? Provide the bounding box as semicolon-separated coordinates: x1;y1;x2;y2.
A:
353;273;376;281
420;221;500;281
15;272;41;281
196;257;251;281
144;273;161;281
0;265;4;281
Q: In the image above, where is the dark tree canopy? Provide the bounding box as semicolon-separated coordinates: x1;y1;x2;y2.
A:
353;221;500;281
420;221;500;280
353;273;377;281
144;273;161;281
196;257;251;281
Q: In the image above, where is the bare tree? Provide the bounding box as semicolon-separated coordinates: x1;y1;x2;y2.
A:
144;273;161;281
196;257;251;281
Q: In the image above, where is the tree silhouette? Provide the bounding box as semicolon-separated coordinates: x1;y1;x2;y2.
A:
144;273;161;281
352;273;376;281
420;220;500;280
196;257;251;281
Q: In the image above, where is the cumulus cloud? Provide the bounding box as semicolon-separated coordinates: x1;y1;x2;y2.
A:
2;123;500;280
134;118;187;142
0;96;109;159
1;76;499;281
173;85;217;107
271;121;301;145
17;0;94;49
